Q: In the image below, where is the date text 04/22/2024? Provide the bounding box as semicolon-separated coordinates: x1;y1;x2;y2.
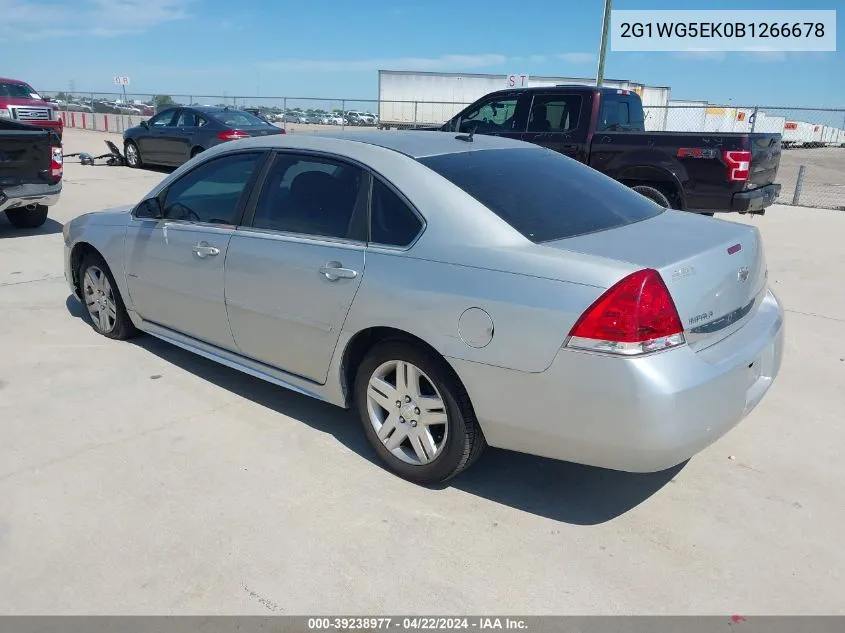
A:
307;617;528;630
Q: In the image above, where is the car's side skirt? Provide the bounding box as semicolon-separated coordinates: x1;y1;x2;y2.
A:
140;320;335;405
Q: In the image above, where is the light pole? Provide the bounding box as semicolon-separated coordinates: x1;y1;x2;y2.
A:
595;0;613;88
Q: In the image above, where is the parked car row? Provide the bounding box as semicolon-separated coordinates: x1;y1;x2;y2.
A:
275;110;378;126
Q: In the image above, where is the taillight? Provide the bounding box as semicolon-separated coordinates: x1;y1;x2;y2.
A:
217;130;249;140
565;269;685;356
723;150;751;182
50;145;63;180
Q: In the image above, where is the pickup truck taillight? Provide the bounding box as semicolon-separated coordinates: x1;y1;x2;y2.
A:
51;146;63;180
723;150;751;182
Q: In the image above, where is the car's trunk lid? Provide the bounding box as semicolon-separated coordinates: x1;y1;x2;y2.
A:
545;210;767;350
241;126;284;137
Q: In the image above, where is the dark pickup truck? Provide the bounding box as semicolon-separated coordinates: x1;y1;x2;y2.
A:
1;118;62;229
437;86;782;215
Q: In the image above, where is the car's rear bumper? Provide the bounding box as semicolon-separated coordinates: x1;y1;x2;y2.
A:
731;183;781;213
449;287;785;472
0;181;62;212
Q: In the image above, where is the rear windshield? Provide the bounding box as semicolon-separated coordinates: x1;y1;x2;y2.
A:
418;147;662;243
210;110;271;127
0;82;40;99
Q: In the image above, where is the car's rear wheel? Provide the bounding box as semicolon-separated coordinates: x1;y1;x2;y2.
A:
124;141;142;168
355;340;485;484
5;205;48;229
78;253;138;340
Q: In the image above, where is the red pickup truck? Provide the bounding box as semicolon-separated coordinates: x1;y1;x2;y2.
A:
0;77;64;139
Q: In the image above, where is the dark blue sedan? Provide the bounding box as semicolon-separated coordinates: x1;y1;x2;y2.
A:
122;106;285;168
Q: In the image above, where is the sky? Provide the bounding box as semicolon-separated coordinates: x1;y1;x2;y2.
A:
2;0;842;109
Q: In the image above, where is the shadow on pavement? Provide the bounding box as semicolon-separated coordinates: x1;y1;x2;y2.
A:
0;216;64;239
64;295;682;525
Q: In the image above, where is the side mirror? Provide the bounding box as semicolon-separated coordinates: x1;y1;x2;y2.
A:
135;197;162;219
140;120;149;129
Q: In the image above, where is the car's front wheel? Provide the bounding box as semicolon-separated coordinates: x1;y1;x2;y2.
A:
124;141;142;168
78;253;138;340
355;340;486;484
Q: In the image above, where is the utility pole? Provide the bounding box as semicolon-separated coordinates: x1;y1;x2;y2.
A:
595;0;613;88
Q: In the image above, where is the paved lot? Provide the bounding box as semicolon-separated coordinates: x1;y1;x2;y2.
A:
777;147;845;210
1;129;844;614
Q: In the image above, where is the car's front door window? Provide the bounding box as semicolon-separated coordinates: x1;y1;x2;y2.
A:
457;97;519;133
161;152;264;225
148;110;177;127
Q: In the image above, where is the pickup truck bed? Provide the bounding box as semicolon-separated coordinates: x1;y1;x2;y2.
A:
1;118;62;229
437;86;782;215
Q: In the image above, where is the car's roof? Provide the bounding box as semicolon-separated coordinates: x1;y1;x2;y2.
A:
0;77;28;84
231;129;531;159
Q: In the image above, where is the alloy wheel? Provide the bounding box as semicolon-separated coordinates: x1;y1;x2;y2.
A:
366;360;449;465
83;266;117;333
125;143;139;166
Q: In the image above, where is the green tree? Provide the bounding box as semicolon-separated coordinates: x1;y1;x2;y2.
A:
153;94;175;108
54;91;70;101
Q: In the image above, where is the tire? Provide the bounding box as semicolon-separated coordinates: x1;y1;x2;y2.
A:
354;340;486;484
124;141;142;168
78;253;139;340
631;184;673;208
190;146;204;159
5;205;48;229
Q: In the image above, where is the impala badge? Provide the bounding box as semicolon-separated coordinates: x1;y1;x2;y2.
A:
737;267;750;283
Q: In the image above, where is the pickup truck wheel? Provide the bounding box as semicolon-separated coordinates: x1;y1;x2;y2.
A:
355;340;486;485
5;205;48;229
124;141;142;168
78;253;139;340
631;184;672;208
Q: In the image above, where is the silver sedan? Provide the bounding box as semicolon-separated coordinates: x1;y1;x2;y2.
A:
63;131;785;484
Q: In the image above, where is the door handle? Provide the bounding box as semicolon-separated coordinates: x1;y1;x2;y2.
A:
192;241;220;258
319;261;358;281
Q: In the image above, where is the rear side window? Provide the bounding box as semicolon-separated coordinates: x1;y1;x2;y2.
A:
370;179;423;247
418;147;662;243
597;94;645;131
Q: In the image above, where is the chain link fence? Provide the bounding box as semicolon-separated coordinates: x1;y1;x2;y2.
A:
42;91;845;211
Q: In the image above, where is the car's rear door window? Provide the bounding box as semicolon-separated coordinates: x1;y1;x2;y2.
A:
418;147;662;243
249;153;367;241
